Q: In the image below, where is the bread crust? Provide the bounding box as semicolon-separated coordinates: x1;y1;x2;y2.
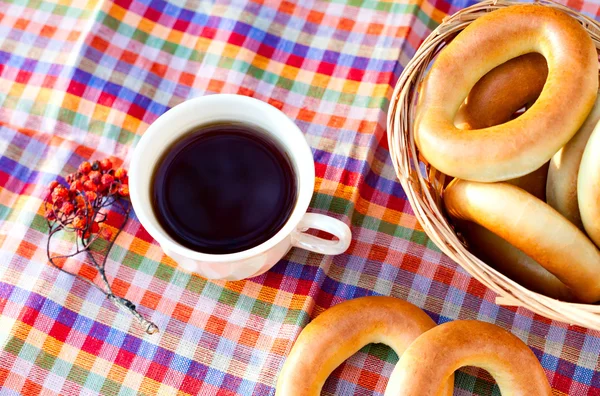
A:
548;97;600;229
578;120;600;248
456;220;574;301
386;320;552;396
416;5;598;181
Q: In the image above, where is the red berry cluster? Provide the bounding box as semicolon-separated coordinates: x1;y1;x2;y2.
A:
45;158;129;240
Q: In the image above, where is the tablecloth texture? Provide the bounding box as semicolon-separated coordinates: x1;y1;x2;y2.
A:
0;0;599;394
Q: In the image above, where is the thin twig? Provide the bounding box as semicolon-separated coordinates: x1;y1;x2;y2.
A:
82;206;159;334
47;229;98;292
107;295;159;334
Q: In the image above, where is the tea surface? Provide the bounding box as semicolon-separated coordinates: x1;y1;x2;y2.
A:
152;124;297;254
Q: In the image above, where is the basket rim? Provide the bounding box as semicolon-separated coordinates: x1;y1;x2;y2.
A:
387;0;600;330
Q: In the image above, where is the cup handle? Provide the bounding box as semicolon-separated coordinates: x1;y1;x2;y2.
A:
291;213;352;255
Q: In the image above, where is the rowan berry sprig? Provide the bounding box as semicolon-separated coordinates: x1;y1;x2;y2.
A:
45;158;158;334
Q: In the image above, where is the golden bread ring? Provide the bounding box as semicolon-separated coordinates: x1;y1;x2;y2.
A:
579;120;600;248
385;320;552;395
547;97;600;229
415;5;598;182
456;221;574;301
444;179;600;303
450;161;572;300
275;296;453;396
455;53;548;130
454;52;550;200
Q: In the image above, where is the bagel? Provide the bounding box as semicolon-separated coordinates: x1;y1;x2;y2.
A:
444;179;600;303
385;320;552;396
453;52;550;200
451;163;572;300
455;53;548;130
547;97;600;229
578;120;600;248
456;221;574;301
275;296;453;396
415;5;598;182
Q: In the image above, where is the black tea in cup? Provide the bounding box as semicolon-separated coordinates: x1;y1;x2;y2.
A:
151;123;297;254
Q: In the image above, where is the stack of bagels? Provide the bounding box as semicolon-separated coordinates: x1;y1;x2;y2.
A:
415;4;600;303
276;296;552;395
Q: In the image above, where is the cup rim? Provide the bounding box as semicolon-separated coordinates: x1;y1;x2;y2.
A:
129;94;315;263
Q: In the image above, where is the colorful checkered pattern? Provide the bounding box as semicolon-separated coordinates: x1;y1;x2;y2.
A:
0;0;599;394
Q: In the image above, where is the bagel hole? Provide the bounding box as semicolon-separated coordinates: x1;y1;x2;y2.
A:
511;105;528;119
457;366;500;395
321;343;397;395
456;53;548;128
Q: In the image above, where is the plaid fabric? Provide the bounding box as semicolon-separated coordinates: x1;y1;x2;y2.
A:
0;0;599;395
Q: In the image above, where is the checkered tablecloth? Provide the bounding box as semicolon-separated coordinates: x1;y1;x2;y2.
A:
1;0;599;394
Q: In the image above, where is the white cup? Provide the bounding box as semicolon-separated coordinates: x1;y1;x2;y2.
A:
130;94;352;280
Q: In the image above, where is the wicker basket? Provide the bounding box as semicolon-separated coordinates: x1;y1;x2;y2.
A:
388;0;600;330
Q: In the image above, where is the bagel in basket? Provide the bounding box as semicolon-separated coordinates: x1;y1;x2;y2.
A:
444;179;600;303
547;97;600;229
415;4;598;182
578;120;600;249
455;221;574;301
453;52;550;200
448;159;568;300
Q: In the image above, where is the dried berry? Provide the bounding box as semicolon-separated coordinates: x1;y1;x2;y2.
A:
92;161;100;171
51;187;68;203
78;162;92;174
48;181;59;190
88;171;102;185
83;180;97;192
100;158;113;171
70;180;84;192
118;185;129;197
74;195;85;209
45;209;56;220
114;168;127;180
101;174;114;187
85;191;97;202
61;202;74;215
72;216;86;229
